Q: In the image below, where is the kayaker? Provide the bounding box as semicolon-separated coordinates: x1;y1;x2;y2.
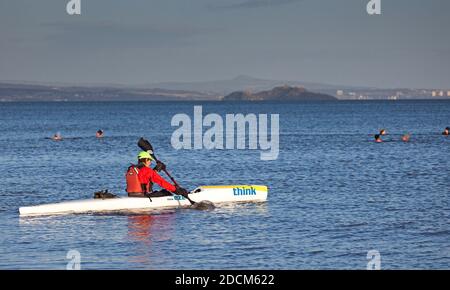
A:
126;151;189;198
443;127;450;136
96;130;104;138
374;134;382;143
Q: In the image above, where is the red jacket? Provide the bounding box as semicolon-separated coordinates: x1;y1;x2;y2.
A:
138;166;176;193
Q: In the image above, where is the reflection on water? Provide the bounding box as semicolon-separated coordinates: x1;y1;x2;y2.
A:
128;215;155;244
126;212;176;268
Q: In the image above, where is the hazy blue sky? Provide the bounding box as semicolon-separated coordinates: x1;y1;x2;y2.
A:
1;0;449;88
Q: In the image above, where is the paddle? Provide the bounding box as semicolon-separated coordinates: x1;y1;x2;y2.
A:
137;137;198;205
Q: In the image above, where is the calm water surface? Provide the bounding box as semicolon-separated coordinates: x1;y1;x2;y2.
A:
0;101;449;269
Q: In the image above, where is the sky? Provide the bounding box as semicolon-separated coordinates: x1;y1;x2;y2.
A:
1;0;449;88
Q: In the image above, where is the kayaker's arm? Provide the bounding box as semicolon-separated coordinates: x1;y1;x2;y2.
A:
150;169;177;193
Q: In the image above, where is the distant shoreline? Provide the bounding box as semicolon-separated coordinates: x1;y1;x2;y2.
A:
1;78;449;102
2;99;450;103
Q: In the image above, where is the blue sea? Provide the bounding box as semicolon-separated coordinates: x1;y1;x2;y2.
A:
0;101;449;269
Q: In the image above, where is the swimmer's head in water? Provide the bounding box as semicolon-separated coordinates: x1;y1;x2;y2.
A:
374;134;381;140
52;133;62;140
379;129;386;135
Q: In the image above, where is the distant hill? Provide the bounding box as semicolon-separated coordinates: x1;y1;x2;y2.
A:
148;75;359;96
223;85;337;101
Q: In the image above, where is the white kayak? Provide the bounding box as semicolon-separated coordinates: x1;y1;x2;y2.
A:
19;185;268;216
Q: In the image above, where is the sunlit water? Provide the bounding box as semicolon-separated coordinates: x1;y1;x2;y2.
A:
0;101;449;269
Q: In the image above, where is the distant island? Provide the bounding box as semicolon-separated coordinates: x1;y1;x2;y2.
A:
223;85;337;101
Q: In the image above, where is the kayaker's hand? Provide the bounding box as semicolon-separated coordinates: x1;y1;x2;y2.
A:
175;186;189;198
153;161;166;172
